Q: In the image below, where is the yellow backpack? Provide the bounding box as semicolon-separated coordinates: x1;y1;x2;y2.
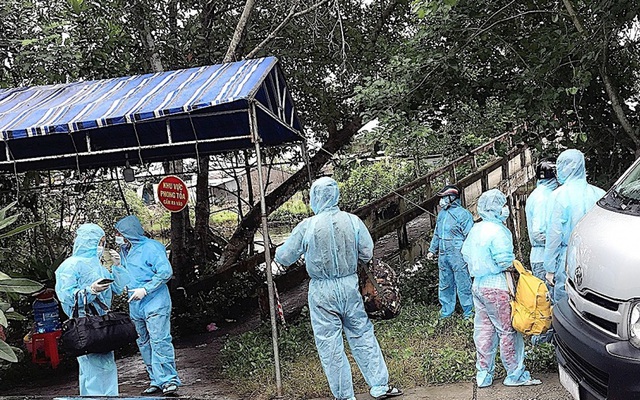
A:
506;260;552;335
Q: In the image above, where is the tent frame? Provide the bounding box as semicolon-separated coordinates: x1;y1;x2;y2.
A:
249;99;283;396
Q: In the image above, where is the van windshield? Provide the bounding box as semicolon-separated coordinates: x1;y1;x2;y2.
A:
600;162;640;214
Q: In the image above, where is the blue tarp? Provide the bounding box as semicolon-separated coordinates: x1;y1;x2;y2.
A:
0;57;302;172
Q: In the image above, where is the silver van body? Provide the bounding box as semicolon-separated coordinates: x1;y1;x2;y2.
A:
555;158;640;400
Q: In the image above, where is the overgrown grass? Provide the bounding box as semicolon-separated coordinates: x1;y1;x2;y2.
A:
270;196;312;226
220;303;557;399
210;210;239;225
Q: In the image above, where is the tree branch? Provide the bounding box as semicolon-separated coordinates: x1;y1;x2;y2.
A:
224;0;258;62
562;0;640;153
216;116;363;271
246;0;331;59
370;0;402;44
599;52;640;150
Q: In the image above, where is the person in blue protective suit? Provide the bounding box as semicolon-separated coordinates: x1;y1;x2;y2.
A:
542;149;605;303
525;159;558;345
55;223;127;396
461;189;541;388
525;159;558;286
426;185;474;319
275;177;402;400
110;215;181;396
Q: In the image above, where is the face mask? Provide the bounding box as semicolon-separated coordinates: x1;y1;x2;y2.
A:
439;197;450;209
97;246;104;258
500;206;510;221
115;236;125;245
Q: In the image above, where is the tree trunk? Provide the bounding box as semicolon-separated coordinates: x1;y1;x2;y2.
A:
192;0;259;269
194;156;210;265
163;161;192;292
223;0;257;62
216;116;363;272
138;8;193;296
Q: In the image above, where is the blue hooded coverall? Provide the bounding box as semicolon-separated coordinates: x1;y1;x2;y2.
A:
275;177;391;400
428;197;474;318
461;189;536;387
55;223;126;396
542;149;605;303
525;178;558;282
114;215;181;390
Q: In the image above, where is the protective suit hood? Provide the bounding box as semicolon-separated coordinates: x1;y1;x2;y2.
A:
310;177;340;214
556;149;586;184
72;223;105;258
477;189;507;223
115;215;145;243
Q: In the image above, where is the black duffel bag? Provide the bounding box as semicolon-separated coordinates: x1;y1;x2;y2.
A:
61;291;138;357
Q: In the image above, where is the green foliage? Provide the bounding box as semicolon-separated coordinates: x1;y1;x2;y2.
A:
0;204;43;363
270;196;312;226
0;340;17;363
399;256;440;306
358;0;640;186
210;210;239;225
173;272;260;336
0;279;43;295
526;342;557;372
337;160;411;212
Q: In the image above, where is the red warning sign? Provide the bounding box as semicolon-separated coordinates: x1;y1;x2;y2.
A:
157;175;189;212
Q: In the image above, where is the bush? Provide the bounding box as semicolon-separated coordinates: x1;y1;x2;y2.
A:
173;271;260;336
399;256;440;306
337;161;411;212
270;197;312;227
210;210;238;225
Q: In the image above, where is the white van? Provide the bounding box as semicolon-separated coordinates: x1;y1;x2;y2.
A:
554;159;640;400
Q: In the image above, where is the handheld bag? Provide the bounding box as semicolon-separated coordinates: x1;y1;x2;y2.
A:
506;260;552;335
61;292;138;357
358;259;401;320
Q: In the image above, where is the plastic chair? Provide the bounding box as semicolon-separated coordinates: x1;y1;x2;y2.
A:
31;330;62;368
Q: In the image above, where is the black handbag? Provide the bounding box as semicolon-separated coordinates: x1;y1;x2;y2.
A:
60;291;138;357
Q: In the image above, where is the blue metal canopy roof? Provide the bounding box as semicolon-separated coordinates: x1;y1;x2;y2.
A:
0;57;303;172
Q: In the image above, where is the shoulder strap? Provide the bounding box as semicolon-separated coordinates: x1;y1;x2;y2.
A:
513;260;527;275
72;291;81;318
92;295;110;312
78;292;111;316
505;262;517;298
359;260;384;294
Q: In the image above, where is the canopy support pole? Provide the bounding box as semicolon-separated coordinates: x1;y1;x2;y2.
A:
300;141;313;187
249;101;283;397
187;113;202;173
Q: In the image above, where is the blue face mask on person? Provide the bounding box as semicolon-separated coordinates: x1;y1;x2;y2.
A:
500;206;509;221
97;246;104;258
115;236;125;245
439;196;452;209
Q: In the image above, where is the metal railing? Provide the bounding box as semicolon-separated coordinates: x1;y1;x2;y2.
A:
353;131;533;253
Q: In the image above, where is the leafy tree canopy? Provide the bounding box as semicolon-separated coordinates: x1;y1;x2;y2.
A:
357;0;639;185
